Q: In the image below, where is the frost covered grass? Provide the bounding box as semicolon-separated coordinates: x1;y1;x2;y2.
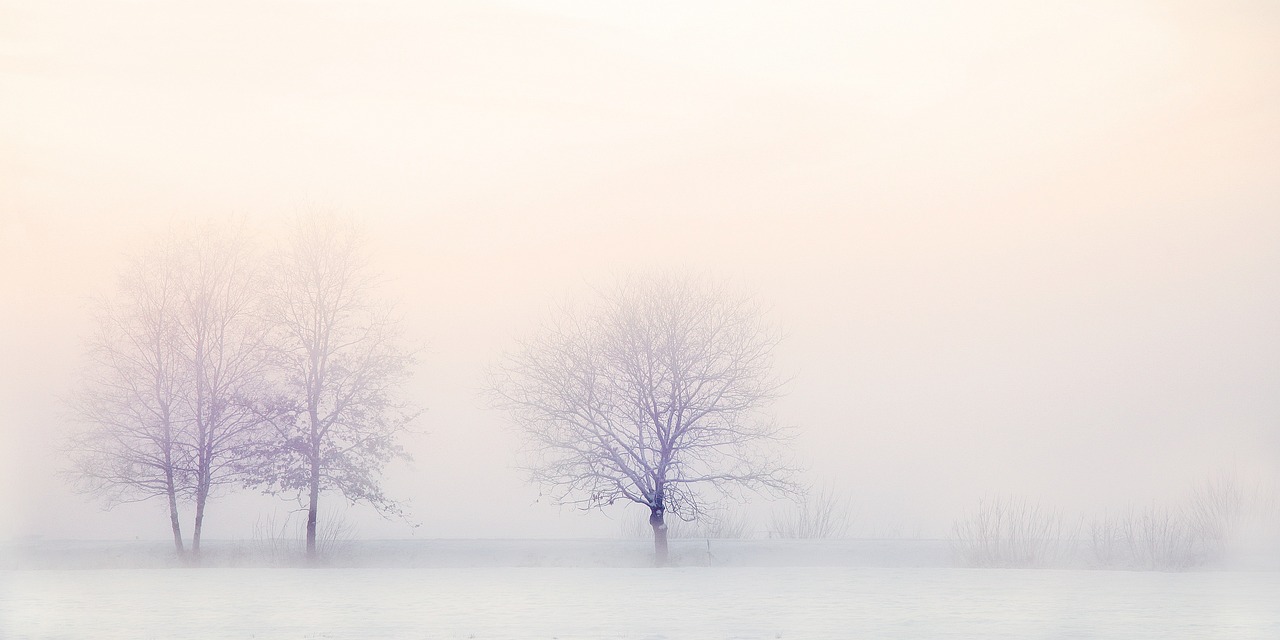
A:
3;565;1278;639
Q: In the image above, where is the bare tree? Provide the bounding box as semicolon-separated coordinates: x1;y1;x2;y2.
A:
67;243;190;553
489;274;797;565
173;224;270;554
254;216;415;561
67;225;271;558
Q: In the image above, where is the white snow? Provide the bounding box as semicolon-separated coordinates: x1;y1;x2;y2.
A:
3;565;1278;639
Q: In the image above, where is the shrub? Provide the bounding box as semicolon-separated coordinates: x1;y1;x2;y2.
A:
767;486;854;539
951;495;1074;568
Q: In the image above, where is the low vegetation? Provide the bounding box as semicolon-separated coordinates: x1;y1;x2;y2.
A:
954;473;1280;570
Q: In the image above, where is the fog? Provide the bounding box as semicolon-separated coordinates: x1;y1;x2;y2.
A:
2;0;1279;545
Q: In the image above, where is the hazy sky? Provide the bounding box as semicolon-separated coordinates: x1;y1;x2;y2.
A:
2;0;1278;540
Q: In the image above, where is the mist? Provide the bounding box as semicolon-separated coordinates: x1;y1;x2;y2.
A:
2;0;1279;570
5;2;1280;637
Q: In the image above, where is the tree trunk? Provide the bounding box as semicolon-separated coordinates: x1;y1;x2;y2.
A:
162;418;184;557
650;505;669;567
191;484;207;559
166;477;184;557
306;459;320;562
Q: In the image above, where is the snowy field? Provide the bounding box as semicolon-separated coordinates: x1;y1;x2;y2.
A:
2;540;1279;639
3;566;1279;639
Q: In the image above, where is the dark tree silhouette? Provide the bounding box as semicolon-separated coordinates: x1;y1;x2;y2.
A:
489;274;797;565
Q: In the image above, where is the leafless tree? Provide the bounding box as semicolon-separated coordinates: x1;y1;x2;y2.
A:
67;224;269;558
67;241;191;553
172;224;271;554
254;216;416;561
252;508;357;566
488;273;797;565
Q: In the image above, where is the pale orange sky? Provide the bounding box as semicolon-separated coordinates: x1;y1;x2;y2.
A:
2;0;1278;539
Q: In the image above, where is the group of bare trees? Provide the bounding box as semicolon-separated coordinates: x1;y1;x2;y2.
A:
67;218;414;562
70;229;798;566
72;224;1269;572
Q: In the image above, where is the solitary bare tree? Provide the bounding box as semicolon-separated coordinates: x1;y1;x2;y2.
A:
255;216;415;561
489;274;796;565
68;243;190;553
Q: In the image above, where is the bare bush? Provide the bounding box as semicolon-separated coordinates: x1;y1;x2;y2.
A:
252;509;356;565
1089;510;1128;568
1124;504;1203;570
1187;471;1247;558
951;496;1074;568
1089;473;1266;570
694;509;754;539
252;511;296;565
1239;482;1280;550
768;487;854;539
314;512;357;561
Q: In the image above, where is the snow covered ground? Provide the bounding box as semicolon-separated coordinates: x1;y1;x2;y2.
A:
2;539;1278;639
3;564;1278;639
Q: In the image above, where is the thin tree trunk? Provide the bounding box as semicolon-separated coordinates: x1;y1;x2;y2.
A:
191;433;212;559
191;484;207;559
650;505;669;567
306;458;320;562
159;401;185;558
166;477;184;556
